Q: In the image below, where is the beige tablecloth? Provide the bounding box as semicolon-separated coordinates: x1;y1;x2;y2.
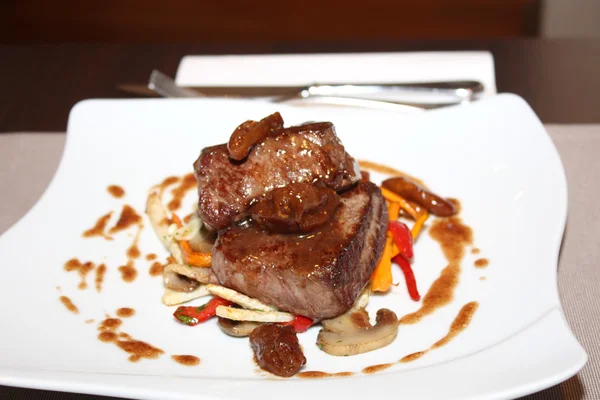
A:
1;126;599;400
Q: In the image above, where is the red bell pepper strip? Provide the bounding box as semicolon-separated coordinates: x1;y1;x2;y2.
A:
393;254;421;301
388;221;414;259
173;296;233;326
281;315;314;333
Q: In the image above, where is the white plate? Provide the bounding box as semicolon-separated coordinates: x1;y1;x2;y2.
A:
0;94;586;399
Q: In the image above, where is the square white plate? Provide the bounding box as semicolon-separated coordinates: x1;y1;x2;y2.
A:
0;94;586;399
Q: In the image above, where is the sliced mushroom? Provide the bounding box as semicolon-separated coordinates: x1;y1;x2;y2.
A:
215;306;294;323
218;317;262;337
165;263;212;284
317;308;398;357
207;284;277;312
162;286;210;306
163;263;211;292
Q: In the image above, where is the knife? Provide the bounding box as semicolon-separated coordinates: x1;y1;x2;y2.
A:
117;79;484;103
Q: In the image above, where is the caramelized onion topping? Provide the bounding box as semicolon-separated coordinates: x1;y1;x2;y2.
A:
227;112;284;160
250;182;341;233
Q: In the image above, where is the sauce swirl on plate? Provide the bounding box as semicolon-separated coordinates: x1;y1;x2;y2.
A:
107;185;125;198
64;258;96;290
171;355;200;366
82;211;113;240
95;263;107;292
400;302;479;363
116;308;135;318
399;216;473;325
168;173;197;211
59;296;78;314
109;205;142;234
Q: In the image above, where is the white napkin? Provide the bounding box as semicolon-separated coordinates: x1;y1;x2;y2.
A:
175;52;497;99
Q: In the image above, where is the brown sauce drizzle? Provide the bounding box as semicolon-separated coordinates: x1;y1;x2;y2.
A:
432;302;479;348
474;258;489;268
471;247;481;254
59;296;79;314
107;185;125;198
171;355;201;366
480;276;486;281
183;213;194;224
97;317;164;362
145;253;157;261
168;173;197;211
399;351;426;363
149;261;166;277
109;205;142;234
118;341;164;362
119;260;137;283
362;363;394;374
297;371;354;378
99;318;122;331
126;225;143;259
358;160;425;186
448;198;461;214
82;212;113;240
98;331;118;342
85;319;95;324
153;176;180;197
399;302;479;364
365;301;478;375
400;216;472;324
116;308;135;318
64;258;96;290
95;263;106;292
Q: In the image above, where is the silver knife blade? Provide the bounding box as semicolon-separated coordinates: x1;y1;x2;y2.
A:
117;80;484;101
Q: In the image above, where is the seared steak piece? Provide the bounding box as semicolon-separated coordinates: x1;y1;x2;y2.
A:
211;182;388;319
194;122;360;231
250;324;306;377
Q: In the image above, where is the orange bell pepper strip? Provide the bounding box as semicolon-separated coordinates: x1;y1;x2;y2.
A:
381;187;419;220
171;214;212;267
387;200;401;258
411;211;429;240
371;234;393;292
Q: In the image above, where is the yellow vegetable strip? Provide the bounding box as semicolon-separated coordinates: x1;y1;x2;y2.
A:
387;201;400;221
381;187;419;220
391;242;400;258
411;211;429;240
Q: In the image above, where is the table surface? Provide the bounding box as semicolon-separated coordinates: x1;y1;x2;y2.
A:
1;39;600;132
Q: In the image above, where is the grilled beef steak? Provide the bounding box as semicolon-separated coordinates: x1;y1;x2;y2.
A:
193;122;360;231
211;182;388;319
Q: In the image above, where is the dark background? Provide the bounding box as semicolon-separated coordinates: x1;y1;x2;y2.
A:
1;0;540;43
